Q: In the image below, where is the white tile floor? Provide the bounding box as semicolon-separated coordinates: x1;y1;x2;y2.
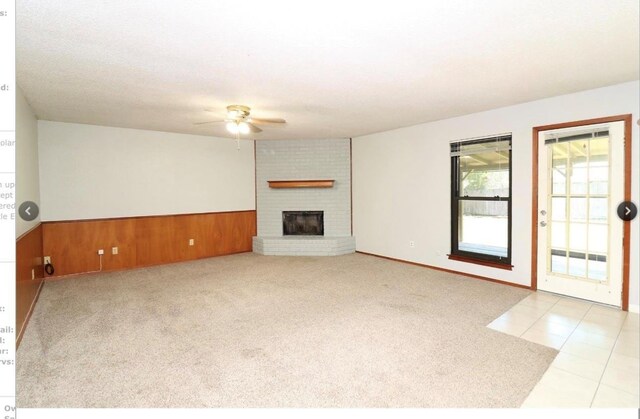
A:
487;291;640;408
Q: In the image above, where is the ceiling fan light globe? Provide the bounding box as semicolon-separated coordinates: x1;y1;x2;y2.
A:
238;122;251;134
226;121;239;134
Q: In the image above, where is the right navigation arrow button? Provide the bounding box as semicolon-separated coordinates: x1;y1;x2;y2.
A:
617;201;638;221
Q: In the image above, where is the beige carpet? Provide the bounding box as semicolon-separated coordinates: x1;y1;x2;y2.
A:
17;252;556;408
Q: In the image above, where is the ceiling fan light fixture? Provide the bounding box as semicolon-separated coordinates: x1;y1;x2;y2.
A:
197;105;284;137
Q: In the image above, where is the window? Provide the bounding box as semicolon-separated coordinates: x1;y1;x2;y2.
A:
450;135;512;267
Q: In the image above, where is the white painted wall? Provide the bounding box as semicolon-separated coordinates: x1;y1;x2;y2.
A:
16;87;40;238
38;122;255;220
353;81;640;309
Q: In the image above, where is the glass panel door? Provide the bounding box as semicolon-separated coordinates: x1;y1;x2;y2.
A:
537;121;624;306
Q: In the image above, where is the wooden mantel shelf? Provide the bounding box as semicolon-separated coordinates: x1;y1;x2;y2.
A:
268;180;335;189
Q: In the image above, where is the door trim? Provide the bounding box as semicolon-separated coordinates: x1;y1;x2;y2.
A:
531;114;632;310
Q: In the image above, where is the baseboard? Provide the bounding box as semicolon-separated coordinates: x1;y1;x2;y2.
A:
356;250;531;290
16;223;45;348
16;279;44;347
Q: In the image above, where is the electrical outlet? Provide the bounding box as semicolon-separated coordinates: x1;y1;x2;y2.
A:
43;256;51;265
31;269;35;280
98;249;104;255
409;241;415;248
112;247;118;255
189;239;195;246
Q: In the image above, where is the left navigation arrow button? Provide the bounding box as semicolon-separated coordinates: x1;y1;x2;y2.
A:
18;201;39;221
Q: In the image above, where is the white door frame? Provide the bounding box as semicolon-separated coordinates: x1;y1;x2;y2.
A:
531;115;632;310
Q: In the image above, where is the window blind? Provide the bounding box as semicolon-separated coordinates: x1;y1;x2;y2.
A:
544;129;608;145
450;134;512;157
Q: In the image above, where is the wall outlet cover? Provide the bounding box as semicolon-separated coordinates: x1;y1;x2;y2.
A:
98;249;104;255
112;247;118;255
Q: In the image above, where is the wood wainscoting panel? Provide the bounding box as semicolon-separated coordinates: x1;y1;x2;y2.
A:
135;215;197;266
16;224;44;345
43;210;257;277
43;219;137;276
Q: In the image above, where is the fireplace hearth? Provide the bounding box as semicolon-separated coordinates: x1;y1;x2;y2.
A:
283;211;324;236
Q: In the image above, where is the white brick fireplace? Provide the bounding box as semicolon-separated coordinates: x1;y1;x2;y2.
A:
253;138;356;256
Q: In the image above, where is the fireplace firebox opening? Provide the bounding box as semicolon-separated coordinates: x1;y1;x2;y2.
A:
283;211;324;236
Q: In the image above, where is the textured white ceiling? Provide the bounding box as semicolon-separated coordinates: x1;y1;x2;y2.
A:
16;0;639;140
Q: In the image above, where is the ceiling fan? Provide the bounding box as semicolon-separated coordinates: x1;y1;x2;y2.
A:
194;105;286;135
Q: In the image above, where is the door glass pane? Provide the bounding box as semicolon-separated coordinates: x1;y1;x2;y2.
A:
588;224;608;254
551;253;568;274
569;223;587;252
568;253;587;277
569;140;589;194
551;221;566;248
589;198;608;222
458;200;508;257
551;144;567;195
570;198;587;221
589;137;609;194
551;197;566;221
588;257;607;281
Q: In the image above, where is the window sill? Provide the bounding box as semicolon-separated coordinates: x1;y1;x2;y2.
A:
448;254;513;271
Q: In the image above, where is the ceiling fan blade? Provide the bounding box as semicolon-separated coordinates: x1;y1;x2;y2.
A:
247;123;263;133
248;117;286;125
193;120;225;126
